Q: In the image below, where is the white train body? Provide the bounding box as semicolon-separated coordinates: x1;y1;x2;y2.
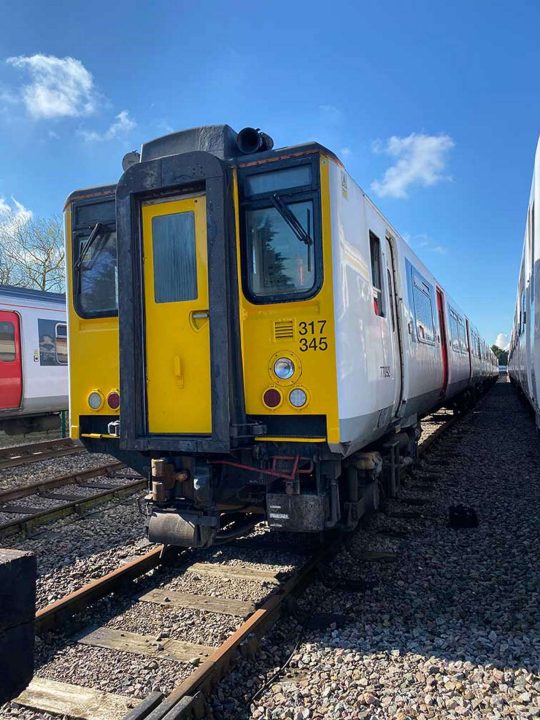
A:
0;285;68;433
509;137;540;421
328;159;498;454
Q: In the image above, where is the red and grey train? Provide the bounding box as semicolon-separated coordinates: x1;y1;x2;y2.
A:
0;285;68;435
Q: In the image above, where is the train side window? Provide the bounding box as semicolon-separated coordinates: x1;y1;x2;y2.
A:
412;273;435;343
0;321;16;362
152;212;197;303
458;320;468;353
449;310;460;352
369;232;384;317
55;323;68;365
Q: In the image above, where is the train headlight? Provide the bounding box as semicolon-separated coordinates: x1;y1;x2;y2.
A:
88;391;104;410
274;357;295;380
289;388;308;408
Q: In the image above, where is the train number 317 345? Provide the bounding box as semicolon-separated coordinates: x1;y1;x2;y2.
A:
298;320;328;352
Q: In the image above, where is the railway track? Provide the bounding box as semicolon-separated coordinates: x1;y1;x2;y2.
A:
0;437;83;471
0;461;144;539
9;408;463;720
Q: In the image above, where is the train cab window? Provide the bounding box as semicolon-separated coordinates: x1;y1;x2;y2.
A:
55;323;68;365
0;322;16;362
151;212;197;303
412;273;435;343
245;201;315;298
73;198;117;318
240;159;321;303
369;233;384;317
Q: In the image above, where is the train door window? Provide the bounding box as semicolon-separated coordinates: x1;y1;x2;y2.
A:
369;232;384;317
412;272;435;343
0;321;16;362
152;212;197;303
387;268;396;331
55;323;68;365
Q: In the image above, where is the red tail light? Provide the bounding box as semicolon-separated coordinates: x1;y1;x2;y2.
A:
107;391;120;410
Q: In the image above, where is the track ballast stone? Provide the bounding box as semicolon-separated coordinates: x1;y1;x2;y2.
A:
211;381;539;720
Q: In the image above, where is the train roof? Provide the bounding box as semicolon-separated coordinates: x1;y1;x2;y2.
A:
0;284;65;304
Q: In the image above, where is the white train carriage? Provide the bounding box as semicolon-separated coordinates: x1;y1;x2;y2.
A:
329;161;497;456
0;285;68;434
509;136;540;422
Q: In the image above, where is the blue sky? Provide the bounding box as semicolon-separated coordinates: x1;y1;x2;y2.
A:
0;0;538;346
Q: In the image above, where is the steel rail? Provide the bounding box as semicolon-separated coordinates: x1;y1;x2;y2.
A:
0;462;144;539
0;461;126;503
0;438;83;470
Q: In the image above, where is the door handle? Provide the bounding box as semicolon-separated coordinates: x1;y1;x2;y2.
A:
174;355;184;387
190;310;209;331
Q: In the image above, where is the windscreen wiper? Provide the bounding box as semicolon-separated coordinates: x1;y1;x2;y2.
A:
271;194;313;247
74;222;105;273
74;222;105;293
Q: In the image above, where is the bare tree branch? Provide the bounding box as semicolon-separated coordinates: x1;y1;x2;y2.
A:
0;215;65;292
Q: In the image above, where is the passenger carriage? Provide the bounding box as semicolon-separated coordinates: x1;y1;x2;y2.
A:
0;285;68;434
65;125;497;547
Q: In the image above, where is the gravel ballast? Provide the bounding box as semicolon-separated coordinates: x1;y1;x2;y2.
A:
3;381;538;719
210;381;540;719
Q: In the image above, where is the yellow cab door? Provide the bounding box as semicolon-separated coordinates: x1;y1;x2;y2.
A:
142;195;212;434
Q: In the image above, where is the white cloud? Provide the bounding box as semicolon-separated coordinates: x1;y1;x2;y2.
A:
405;232;447;255
80;110;136;142
6;54;97;119
0;197;32;235
318;104;344;125
371;133;454;199
494;333;510;351
340;146;352;158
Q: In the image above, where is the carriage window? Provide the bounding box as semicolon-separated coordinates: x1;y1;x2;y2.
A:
369;233;384;317
245;200;315;298
245;166;312;196
412;274;435;343
459;320;468;353
55;323;68;365
449;310;460;352
0;322;16;362
152;212;197;303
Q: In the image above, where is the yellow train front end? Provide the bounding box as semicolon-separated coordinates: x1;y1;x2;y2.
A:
66;125;346;547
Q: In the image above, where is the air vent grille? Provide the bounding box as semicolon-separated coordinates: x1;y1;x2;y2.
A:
273;320;295;341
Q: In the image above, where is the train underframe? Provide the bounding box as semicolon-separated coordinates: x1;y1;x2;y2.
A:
143;380;496;548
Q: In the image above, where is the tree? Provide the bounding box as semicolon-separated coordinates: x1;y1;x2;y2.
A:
0;215;65;292
491;345;508;366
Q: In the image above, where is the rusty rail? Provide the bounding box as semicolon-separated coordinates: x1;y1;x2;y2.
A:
0;462;144;538
0;438;83;471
